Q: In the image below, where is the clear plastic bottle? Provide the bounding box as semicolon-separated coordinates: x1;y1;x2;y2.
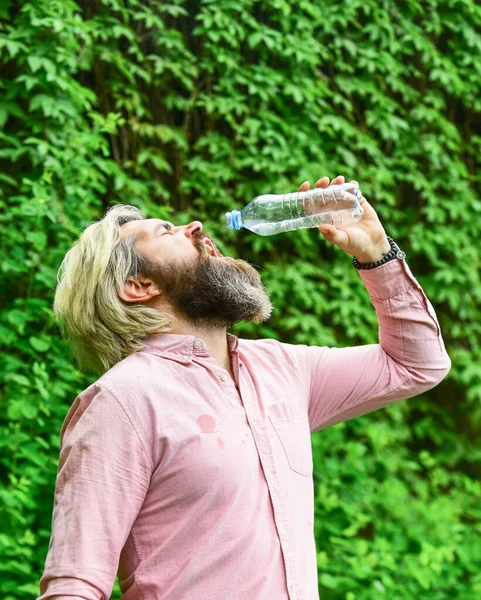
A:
225;182;364;236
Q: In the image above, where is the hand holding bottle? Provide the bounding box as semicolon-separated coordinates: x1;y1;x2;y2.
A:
302;175;391;264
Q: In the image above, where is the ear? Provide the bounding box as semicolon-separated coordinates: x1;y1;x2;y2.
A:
118;275;162;304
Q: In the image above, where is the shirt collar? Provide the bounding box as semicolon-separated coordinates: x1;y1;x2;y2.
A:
142;332;239;364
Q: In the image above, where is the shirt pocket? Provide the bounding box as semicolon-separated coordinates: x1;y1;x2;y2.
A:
269;414;313;477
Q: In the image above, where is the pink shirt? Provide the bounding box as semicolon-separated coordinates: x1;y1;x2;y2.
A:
38;259;450;600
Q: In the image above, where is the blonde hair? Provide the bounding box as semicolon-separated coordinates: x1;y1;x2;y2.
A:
54;204;171;375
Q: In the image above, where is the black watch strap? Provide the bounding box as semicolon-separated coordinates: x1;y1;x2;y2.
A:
352;236;406;270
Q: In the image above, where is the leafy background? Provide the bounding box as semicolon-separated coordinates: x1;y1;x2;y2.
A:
1;0;480;598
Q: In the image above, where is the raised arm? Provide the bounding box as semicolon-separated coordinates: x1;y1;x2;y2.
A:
288;175;450;431
289;258;451;432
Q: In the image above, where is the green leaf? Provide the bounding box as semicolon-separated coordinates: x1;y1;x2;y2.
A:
25;231;47;252
4;373;30;387
29;337;50;353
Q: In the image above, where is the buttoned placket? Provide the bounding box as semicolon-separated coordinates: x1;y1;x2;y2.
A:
231;357;298;600
261;435;298;600
191;338;297;600
191;339;242;409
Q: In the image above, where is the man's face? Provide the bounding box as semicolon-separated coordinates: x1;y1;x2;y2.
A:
120;218;273;328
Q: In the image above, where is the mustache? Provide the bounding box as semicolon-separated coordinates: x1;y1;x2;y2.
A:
192;231;219;258
191;231;263;271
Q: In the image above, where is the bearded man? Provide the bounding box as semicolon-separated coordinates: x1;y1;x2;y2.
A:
38;175;450;600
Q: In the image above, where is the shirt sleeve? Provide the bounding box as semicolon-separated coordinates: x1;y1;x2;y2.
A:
284;259;451;433
37;384;152;600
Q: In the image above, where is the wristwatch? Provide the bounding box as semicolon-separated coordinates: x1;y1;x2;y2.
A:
352;236;406;270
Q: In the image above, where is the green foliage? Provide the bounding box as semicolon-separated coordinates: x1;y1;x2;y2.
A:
1;0;480;597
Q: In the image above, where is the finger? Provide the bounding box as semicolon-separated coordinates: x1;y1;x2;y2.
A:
350;180;359;187
318;224;346;245
298;180;310;192
314;176;330;188
358;196;378;219
330;175;345;186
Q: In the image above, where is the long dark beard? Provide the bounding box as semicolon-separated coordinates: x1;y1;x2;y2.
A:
144;235;273;329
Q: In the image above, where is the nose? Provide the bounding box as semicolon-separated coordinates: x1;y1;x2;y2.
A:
183;221;203;238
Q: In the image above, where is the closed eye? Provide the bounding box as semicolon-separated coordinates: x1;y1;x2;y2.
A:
161;223;175;234
154;221;174;236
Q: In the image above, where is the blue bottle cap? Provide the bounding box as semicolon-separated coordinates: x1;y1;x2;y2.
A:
225;210;242;230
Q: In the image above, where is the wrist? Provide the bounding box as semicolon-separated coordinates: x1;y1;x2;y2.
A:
353;236;406;271
354;239;392;264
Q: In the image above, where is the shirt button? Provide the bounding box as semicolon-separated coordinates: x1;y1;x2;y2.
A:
220;374;228;382
182;353;190;359
288;583;296;596
193;340;201;348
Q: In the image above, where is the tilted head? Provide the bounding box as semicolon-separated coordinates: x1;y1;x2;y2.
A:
54;204;272;374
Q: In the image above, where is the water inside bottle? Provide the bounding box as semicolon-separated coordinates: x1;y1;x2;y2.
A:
248;208;360;235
